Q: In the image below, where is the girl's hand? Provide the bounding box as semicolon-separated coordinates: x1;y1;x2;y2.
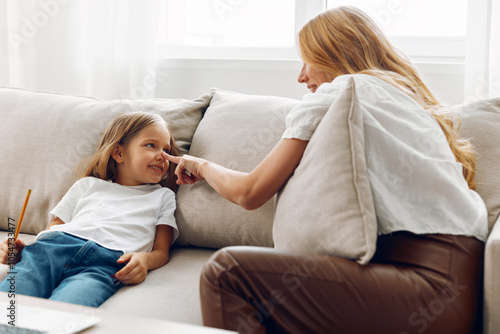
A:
0;238;25;265
163;152;206;185
115;252;149;285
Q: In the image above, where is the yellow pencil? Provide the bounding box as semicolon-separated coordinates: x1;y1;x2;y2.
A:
14;189;31;240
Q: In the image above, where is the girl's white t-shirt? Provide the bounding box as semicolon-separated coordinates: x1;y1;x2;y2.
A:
41;177;178;253
283;74;488;242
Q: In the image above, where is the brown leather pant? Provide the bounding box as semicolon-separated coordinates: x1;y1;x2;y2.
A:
200;232;484;334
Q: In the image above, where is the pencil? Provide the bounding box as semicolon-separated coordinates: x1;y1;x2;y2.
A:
14;189;31;240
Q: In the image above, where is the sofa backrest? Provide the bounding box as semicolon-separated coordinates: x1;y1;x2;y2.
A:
453;97;500;233
174;89;300;248
0;87;210;235
1;85;498;248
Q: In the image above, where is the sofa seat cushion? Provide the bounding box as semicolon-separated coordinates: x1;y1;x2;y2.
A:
0;231;215;326
0;87;211;235
100;246;215;326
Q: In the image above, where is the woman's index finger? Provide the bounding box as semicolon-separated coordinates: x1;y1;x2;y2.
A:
163;152;181;164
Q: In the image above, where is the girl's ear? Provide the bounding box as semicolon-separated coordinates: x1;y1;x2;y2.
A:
111;145;124;164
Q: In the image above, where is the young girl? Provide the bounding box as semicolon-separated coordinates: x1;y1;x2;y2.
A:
0;111;179;307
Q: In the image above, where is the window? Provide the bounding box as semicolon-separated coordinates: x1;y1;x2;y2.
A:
160;0;295;48
326;0;468;62
158;0;468;62
158;0;323;59
326;0;467;37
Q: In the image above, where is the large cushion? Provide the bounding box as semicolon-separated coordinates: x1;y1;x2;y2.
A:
100;246;216;325
273;77;378;265
174;89;300;248
0;87;211;235
453;97;500;232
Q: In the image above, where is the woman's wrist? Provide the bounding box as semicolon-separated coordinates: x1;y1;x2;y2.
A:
197;159;209;180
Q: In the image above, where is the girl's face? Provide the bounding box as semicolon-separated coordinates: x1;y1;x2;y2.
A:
112;124;172;186
297;62;332;93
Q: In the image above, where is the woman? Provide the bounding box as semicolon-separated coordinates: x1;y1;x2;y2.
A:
165;6;487;333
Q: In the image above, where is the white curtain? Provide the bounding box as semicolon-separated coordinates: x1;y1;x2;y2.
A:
0;0;160;99
464;0;500;102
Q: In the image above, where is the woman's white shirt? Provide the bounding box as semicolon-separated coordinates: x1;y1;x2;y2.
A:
283;74;488;242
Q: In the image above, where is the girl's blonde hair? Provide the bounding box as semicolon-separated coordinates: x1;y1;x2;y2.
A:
80;112;179;191
299;6;477;189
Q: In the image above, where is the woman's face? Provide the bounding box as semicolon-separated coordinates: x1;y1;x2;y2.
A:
297;63;332;93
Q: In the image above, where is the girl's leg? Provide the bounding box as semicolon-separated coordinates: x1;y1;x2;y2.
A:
0;232;77;299
200;233;484;334
50;269;122;307
49;239;124;307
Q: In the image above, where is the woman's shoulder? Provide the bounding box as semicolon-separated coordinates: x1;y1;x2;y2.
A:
332;73;392;88
313;74;386;97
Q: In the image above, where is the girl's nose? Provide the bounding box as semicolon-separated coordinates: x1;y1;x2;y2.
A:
297;63;308;83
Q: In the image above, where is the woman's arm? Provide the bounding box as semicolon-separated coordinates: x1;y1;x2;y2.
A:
165;138;308;210
115;224;172;285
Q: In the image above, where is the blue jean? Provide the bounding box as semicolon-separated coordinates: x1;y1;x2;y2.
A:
0;231;125;307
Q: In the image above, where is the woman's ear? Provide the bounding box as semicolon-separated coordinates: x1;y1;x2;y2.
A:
111;145;124;164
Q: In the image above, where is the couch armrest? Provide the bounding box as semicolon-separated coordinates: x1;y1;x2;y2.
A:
483;215;500;333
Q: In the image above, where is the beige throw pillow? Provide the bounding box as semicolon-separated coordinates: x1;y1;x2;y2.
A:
273;78;378;265
0;87;211;235
174;89;300;248
453;98;500;232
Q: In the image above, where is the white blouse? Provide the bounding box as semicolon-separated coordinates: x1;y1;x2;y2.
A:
283;74;488;242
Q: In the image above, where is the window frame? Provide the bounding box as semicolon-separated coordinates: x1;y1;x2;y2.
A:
391;37;465;63
157;0;324;60
157;0;466;64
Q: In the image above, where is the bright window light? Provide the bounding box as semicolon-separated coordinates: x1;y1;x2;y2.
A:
159;0;296;48
326;0;468;62
326;0;467;38
157;0;468;62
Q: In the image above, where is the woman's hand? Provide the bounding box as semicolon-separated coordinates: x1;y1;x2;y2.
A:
115;252;149;285
0;238;25;265
163;152;206;185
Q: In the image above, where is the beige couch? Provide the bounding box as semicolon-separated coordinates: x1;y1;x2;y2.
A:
0;86;498;332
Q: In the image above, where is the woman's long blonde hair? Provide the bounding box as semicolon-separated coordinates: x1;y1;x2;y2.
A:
299;6;477;189
79;112;179;191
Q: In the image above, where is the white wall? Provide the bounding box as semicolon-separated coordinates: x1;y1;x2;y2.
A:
155;59;308;101
155;59;466;106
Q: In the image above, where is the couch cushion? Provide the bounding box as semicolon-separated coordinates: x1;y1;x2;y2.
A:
0;87;211;235
100;246;216;325
453;98;500;232
174;89;300;248
0;231;215;326
273;77;377;265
